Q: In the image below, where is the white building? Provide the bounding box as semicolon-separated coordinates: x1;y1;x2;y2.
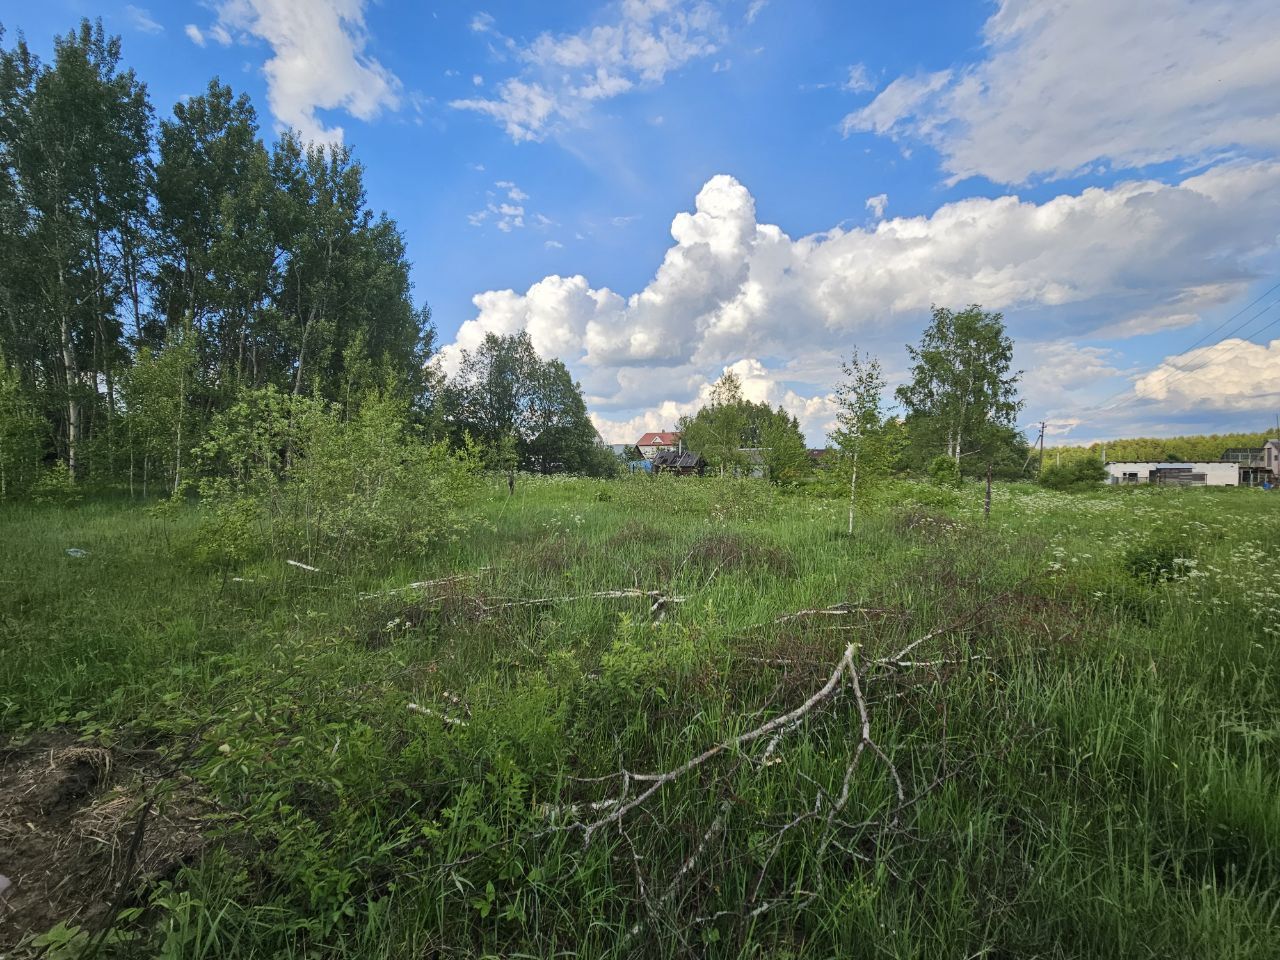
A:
1105;461;1240;486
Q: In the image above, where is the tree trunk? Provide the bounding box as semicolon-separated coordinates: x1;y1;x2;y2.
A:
847;447;860;536
60;311;79;481
172;366;184;496
293;303;317;395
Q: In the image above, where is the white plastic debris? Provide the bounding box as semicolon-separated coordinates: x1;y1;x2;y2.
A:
65;548;87;558
0;874;11;897
286;559;320;573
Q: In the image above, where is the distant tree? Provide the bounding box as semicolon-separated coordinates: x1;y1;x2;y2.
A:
927;454;961;488
153;78;277;387
761;414;810;484
830;350;903;533
1045;430;1278;467
679;372;806;478
444;332;605;475
680;372;748;474
896;305;1023;474
1039;457;1107;491
119;321;198;496
5;20;152;479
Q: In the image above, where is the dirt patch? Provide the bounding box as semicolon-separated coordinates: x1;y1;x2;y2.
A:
0;731;209;953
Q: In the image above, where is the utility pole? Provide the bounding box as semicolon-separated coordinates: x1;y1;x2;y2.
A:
1022;419;1047;477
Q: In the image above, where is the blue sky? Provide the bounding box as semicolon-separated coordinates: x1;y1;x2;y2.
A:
8;0;1280;443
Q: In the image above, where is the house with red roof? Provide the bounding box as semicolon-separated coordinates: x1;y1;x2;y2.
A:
635;431;681;461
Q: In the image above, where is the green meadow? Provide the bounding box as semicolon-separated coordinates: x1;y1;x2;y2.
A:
2;477;1278;958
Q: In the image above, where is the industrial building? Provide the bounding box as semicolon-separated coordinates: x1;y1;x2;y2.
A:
1104;461;1240;486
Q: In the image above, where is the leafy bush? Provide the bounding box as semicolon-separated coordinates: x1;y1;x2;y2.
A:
1040;457;1107;492
30;463;81;506
927;455;962;488
1123;537;1195;584
192;387;481;567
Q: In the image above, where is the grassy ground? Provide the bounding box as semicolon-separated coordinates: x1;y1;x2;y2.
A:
1;477;1278;958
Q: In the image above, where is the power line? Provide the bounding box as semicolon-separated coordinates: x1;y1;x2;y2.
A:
1043;291;1280;427
1130;306;1280;399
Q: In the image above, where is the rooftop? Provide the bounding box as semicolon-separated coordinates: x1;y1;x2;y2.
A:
637;431;681;446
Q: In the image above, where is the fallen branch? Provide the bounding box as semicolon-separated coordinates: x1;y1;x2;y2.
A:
359;569;491;600
479;589;687;619
406;703;469;727
285;559;320;573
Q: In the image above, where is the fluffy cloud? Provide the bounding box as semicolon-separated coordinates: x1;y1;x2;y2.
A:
1134;339;1280;411
843;0;1280;184
452;0;723;141
195;0;401;143
440;163;1280;442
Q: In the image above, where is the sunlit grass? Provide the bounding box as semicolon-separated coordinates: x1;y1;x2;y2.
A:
2;477;1278;957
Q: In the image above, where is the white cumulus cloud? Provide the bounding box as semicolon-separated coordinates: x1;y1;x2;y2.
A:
844;0;1280;185
440;163;1280;442
196;0;401;144
1134;339;1280;411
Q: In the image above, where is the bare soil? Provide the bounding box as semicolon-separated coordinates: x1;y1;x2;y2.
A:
0;731;209;953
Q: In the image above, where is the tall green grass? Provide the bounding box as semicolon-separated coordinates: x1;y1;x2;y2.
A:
2;477;1277;957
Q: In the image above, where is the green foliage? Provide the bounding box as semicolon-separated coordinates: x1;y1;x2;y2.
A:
29;461;80;505
0;25;436;490
761;415;811;484
0;352;45;498
679;371;807;478
1039;456;1107;491
193;387;480;567
829;351;908;507
1123;536;1195;584
896;304;1024;472
927;453;961;488
444;332;606;476
119;323;200;496
1045;429;1278;466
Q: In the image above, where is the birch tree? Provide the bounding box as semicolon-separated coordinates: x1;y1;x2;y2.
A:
830;351;899;534
895;305;1021;471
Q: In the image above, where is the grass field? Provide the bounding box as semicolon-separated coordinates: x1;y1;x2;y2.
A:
2;477;1279;958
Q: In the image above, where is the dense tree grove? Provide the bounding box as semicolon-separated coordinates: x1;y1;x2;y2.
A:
442;331;614;477
677;371;809;480
1045;431;1276;466
0;19;605;497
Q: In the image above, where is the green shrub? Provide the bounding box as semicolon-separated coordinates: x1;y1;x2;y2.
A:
30;462;81;506
1123;537;1194;584
927;455;961;488
192;387;482;568
1040;457;1107;491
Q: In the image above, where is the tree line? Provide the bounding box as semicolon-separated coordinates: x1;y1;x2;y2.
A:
661;305;1028;515
0;20;608;498
1045;431;1276;466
